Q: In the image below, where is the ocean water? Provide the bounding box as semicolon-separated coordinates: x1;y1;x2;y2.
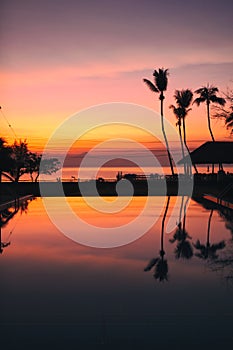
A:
1;196;233;348
12;164;233;182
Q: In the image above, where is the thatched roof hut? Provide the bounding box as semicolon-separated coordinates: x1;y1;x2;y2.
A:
178;141;233;172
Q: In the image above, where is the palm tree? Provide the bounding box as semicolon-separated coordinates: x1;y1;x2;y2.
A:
170;89;198;174
193;84;226;142
170;106;186;173
10;140;31;182
143;68;175;176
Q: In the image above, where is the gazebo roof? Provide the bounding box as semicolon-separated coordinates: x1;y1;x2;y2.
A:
178;141;233;165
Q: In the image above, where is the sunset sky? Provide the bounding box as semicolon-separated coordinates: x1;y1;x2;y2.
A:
1;0;232;154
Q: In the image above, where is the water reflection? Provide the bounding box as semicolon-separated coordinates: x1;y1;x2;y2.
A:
143;196;233;283
205;205;233;282
193;209;225;260
169;196;193;260
1;197;233;347
0;197;33;254
144;196;170;282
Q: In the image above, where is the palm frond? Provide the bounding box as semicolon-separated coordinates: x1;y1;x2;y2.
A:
170;104;180;116
211;241;225;251
153;68;169;92
174;89;193;108
143;79;158;92
208;86;219;95
193;97;206;106
194;87;206;95
210;95;226;106
144;258;158;271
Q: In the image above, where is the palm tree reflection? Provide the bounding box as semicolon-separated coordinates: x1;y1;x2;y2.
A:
193;209;225;260
170;196;193;260
144;196;170;282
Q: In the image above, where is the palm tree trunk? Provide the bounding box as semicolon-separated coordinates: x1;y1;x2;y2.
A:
207;101;215;142
182;118;198;174
160;96;175;176
178;123;186;174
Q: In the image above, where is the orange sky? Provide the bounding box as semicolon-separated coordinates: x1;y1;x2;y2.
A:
0;0;232;154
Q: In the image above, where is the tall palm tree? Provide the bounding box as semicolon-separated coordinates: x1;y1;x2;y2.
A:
143;68;175;176
170;106;186;173
170;89;198;174
193;84;226;142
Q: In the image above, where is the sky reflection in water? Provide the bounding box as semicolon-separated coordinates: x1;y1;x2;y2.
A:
1;197;233;349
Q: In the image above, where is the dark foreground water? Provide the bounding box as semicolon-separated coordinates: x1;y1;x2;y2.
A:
1;197;233;349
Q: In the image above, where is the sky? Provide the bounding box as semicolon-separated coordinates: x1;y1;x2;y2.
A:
0;0;233;155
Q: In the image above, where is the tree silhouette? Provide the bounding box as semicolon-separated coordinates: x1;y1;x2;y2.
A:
9;140;31;182
0;139;60;182
193;84;226;141
170;89;198;174
26;153;60;182
170;196;193;259
143;68;174;176
144;196;170;282
193;210;225;260
225;112;233;134
0;138;14;183
38;157;61;181
213;88;233;135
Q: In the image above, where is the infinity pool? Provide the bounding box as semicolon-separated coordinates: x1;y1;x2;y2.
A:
1;197;233;349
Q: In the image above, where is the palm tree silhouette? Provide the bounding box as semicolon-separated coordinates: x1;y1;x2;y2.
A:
143;68;174;176
144;196;170;282
193;210;225;260
170;106;186;174
170;196;193;259
193;84;226;142
170;89;198;174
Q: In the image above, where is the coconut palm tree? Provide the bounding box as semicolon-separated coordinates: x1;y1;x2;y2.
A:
143;68;175;176
193;84;226;142
170;89;198;174
170;106;186;173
